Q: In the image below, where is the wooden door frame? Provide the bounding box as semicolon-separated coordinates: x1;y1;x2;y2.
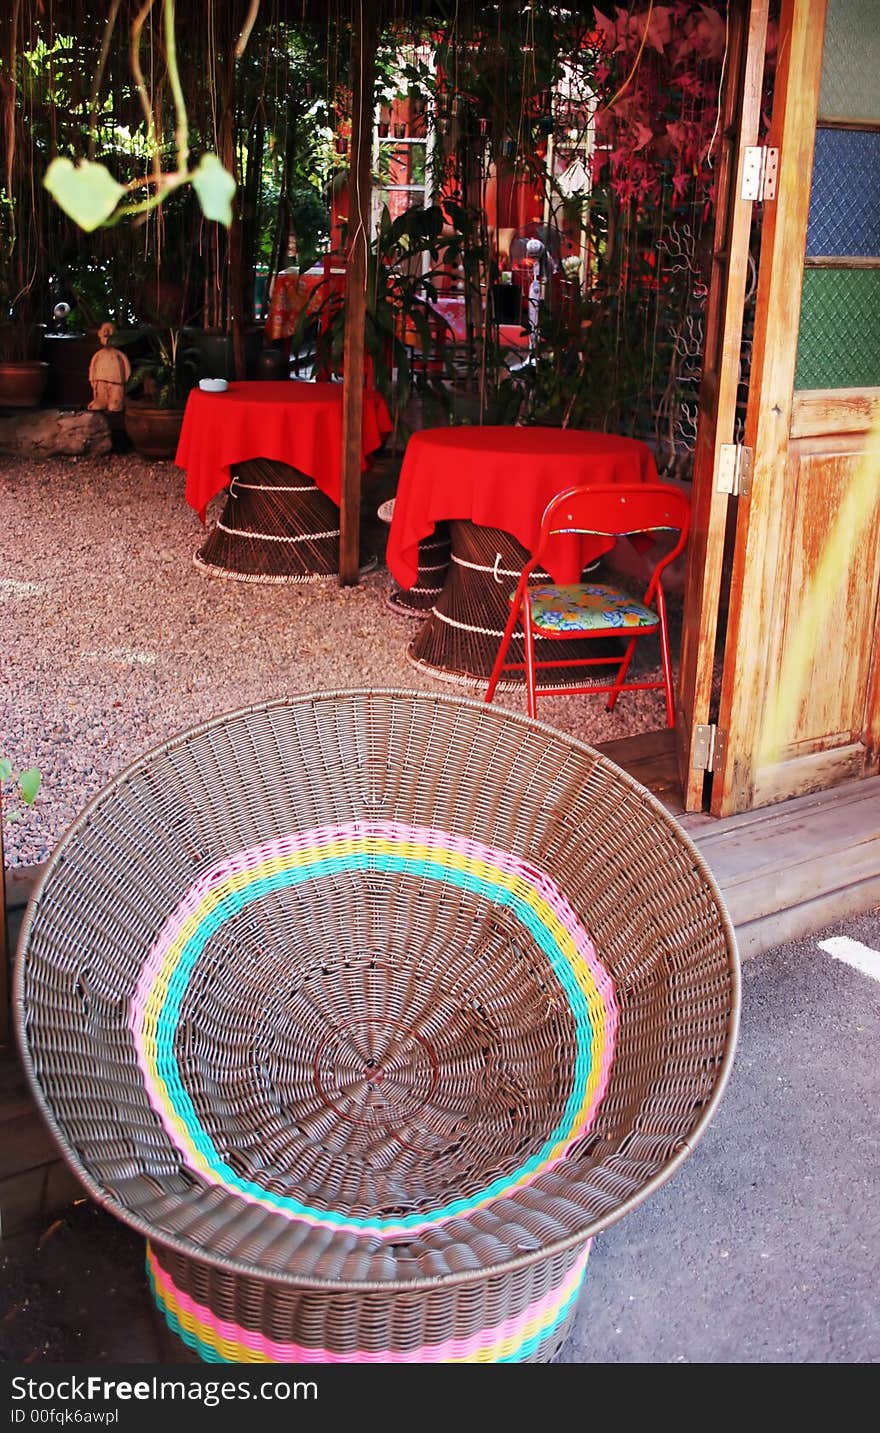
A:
676;0;771;810
710;0;832;815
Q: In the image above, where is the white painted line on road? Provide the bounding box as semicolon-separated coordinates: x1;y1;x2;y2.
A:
817;936;880;983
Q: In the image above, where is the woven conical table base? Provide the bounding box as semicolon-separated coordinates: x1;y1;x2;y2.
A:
377;498;452;619
195;458;375;584
408;520;622;691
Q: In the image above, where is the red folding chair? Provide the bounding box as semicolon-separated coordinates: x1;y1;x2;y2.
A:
484;482;691;726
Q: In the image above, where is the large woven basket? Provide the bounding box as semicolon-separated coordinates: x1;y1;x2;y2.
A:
16;690;739;1364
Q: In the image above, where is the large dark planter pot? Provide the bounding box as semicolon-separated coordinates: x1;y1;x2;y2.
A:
124;402;185;460
0;361;50;409
255;346;289;380
41;333;100;407
134;278;187;326
182;326;264;380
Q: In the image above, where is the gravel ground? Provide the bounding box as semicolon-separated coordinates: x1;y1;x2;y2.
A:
0;450;670;868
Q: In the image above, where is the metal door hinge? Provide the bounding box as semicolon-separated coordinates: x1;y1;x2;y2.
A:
692;724;727;773
717;443;753;497
741;146;778;202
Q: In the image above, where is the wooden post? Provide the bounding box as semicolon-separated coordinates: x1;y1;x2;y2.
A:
338;4;378;584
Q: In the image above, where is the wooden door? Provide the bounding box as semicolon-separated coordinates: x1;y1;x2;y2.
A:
709;0;880;815
676;0;771;809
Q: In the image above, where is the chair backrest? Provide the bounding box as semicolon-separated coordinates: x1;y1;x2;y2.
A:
538;480;689;555
530;482;691;596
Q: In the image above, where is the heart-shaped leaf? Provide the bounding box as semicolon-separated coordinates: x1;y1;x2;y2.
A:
18;767;41;805
191;153;236;227
44;157;125;232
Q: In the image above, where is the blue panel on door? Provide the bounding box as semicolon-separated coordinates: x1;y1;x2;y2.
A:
807;128;880;257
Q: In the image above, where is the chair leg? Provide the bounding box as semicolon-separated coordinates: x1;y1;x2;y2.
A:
606;634;639;711
522;600;539;720
656;586;676;727
485;591;523;704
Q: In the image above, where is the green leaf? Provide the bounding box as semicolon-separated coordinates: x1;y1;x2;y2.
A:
191;154;236;227
44;157;125;232
0;759;12;781
18;768;40;804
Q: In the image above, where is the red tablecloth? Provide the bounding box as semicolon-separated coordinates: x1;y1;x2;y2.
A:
386;426;659;588
176;382;393;522
264;268;327;342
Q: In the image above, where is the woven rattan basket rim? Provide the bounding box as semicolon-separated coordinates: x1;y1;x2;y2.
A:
15;687;740;1294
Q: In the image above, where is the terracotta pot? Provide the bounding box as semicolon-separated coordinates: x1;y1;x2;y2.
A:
0;361;50;409
123;402;185;460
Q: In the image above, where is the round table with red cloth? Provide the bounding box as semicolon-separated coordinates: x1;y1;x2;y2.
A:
387;426;660;588
176;381;392;523
385;426;660;688
175;381;392;585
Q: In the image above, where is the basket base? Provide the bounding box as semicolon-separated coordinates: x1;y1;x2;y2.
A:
147;1238;589;1364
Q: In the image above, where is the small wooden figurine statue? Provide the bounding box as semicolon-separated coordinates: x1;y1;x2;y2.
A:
88;321;131;412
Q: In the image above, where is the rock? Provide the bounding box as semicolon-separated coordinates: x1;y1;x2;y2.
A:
0;408;112;457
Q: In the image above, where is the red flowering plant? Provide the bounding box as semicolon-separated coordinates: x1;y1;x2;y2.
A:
590;3;731;223
575;2;778;470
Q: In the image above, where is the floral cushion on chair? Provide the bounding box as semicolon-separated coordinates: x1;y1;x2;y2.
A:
527;583;658;632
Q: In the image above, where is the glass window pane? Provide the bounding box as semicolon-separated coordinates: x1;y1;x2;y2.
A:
819;0;880;122
795;268;880;388
807;129;880;257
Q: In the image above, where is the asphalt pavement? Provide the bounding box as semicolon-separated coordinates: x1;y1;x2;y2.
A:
2;913;878;1365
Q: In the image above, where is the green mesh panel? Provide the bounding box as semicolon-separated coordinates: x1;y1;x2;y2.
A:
795;269;880;389
819;0;880;122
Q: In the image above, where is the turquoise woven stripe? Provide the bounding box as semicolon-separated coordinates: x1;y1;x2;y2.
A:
151;849;599;1232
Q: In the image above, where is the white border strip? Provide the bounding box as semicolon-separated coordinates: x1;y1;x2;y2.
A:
817;936;880;983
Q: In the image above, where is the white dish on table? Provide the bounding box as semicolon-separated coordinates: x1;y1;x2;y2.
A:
199;378;228;393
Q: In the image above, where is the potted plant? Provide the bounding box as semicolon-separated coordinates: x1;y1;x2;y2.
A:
0;286;49;408
121;327;201;459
